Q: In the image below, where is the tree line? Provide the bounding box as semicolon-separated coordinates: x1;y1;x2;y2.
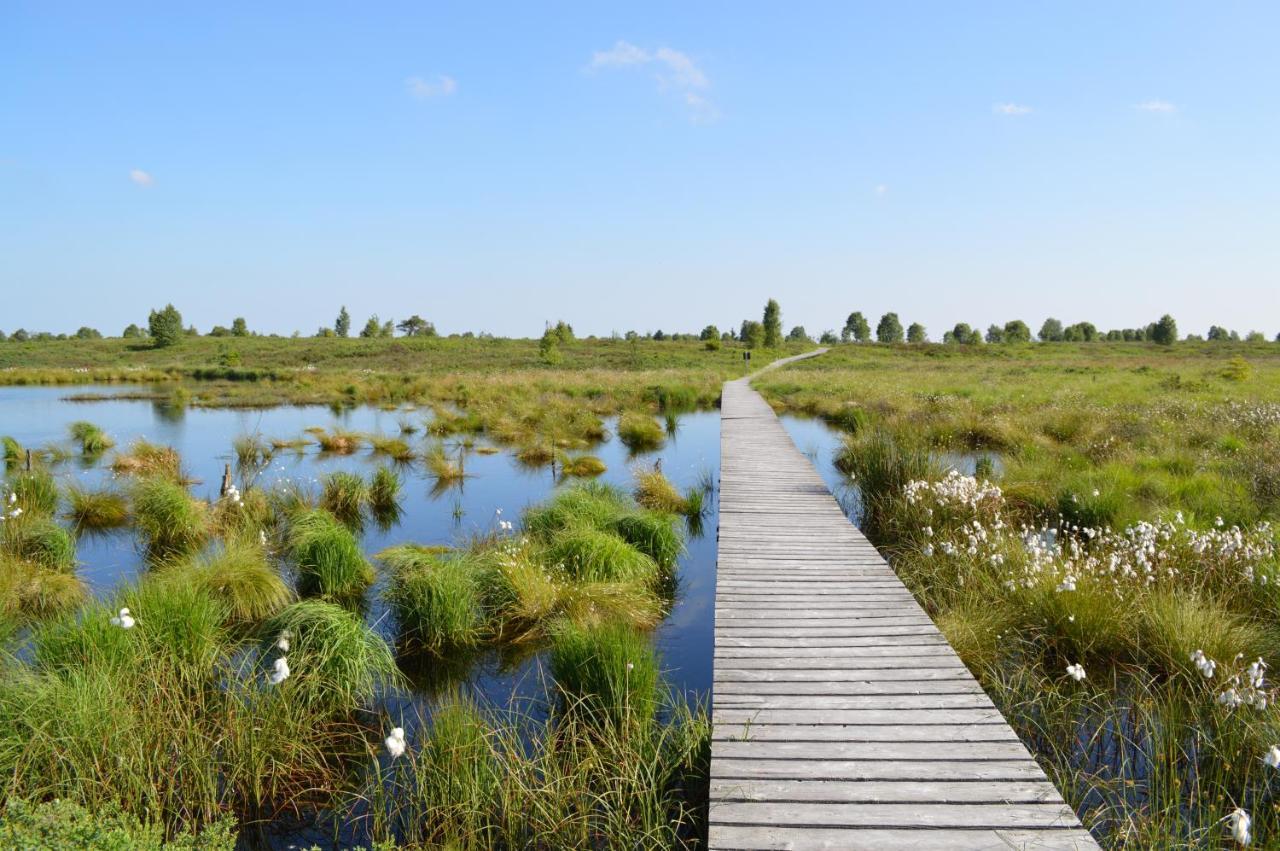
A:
2;302;1278;348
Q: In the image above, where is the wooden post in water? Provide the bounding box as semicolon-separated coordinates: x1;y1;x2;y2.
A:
220;463;232;497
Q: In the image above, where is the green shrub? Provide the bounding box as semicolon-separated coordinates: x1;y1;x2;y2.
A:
0;798;236;850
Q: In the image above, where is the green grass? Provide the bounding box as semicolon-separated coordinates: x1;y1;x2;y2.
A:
9;469;59;516
545;525;659;584
286;509;375;601
319;470;368;527
763;342;1280;846
380;546;484;651
131;476;208;559
368;434;415;462
549;621;661;728
558;453;607;477
0;553;85;621
68;421;115;456
183;541;293;624
617;412;666;451
110;439;186;482
4;517;77;571
367;464;402;519
260;600;400;708
65;484;130;529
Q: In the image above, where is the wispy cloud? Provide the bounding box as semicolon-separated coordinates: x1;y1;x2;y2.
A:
129;169;154;187
406;74;457;100
1135;99;1176;114
992;102;1032;116
874;184;888;197
588;40;716;122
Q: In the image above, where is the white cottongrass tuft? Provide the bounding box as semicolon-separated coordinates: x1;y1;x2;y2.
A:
1228;807;1251;846
110;608;136;630
1066;663;1086;682
385;726;406;758
269;656;290;685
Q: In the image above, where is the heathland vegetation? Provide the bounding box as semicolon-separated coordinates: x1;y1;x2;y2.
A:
758;338;1280;846
3;298;1280;847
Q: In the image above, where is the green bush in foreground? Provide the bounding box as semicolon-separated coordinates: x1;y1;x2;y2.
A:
0;799;235;850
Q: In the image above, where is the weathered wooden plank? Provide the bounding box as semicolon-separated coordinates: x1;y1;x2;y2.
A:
710;363;1094;850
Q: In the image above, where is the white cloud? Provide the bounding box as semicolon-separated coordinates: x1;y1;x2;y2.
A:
1136;99;1176;113
589;40;715;122
129;169;153;186
589;40;650;69
406;74;457;99
993;102;1032;116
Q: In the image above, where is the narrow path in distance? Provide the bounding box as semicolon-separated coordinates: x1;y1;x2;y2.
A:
708;352;1097;850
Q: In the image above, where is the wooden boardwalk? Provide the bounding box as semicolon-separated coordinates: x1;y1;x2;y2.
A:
709;356;1097;850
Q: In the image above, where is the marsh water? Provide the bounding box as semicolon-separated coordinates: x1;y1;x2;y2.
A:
0;386;724;718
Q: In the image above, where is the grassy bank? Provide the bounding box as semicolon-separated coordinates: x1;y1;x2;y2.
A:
759;340;1280;847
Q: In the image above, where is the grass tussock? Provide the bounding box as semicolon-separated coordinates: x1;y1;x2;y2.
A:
131;477;208;559
65;484;130;529
550;620;662;727
110;439;186;482
314;428;362;454
9;469;59;516
633;468;703;517
381;546;484;651
286;509;374;601
4;517;77;571
369;434;415;462
319;470;368;527
559;453;607;477
68;421;114;457
184;541;293;624
617;412;666;451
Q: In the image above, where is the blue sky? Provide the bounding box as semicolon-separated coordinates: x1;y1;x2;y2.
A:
3;2;1278;338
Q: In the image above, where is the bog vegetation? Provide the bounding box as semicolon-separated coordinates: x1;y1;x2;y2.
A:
759;339;1280;847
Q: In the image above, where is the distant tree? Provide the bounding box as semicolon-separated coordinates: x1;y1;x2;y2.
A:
1150;314;1177;345
397;315;436;337
907;322;927;343
229;317;248;337
360;315;381;338
843;312;871;343
380;320;395;338
949;323;974;344
740;320;765;349
876;312;904;344
819;330;839;344
314;327;335;338
538;327;562;364
209;325;231;337
786;326;810;342
1037;318;1064;342
74;327;102;340
985;324;1004;344
11;329;29;342
721;330;734;341
1207;325;1232;342
652;329;667;341
335;306;351;338
762;299;783;348
699;324;720;341
1245;331;1266;343
1002;320;1031;343
624;330;639;341
122;323;145;339
551;320;574;343
1062;321;1098;342
148;304;184;348
0;331;6;341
